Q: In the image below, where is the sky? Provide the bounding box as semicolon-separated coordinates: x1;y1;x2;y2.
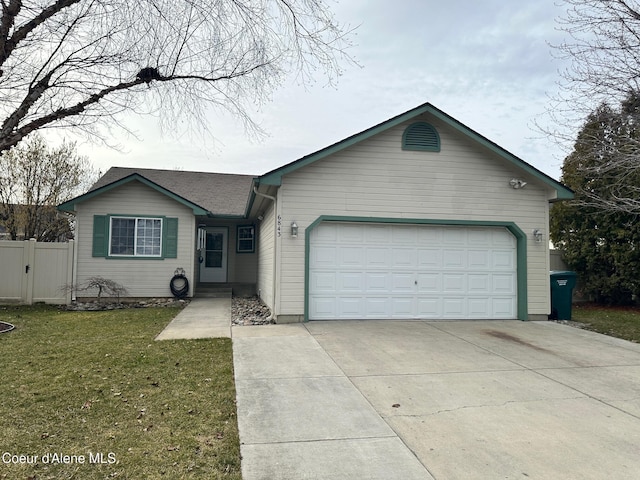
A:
75;0;574;180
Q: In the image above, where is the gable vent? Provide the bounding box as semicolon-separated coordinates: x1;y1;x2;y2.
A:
402;122;440;152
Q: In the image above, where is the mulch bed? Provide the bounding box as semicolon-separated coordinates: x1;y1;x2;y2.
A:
0;321;15;333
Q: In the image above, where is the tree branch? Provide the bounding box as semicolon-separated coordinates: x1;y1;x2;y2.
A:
0;0;81;72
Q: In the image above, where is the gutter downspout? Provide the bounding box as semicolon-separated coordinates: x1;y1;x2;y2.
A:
253;185;278;321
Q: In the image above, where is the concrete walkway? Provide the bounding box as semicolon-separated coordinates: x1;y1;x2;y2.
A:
154;297;231;340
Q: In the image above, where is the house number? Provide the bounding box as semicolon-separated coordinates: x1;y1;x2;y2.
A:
277;215;282;237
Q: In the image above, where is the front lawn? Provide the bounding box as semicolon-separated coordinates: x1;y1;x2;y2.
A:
572;303;640;343
0;305;241;479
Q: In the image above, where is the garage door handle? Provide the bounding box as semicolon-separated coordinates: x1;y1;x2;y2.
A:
414;280;417;285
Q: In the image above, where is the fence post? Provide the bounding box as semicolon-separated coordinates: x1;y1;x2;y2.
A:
65;240;74;304
24;238;36;305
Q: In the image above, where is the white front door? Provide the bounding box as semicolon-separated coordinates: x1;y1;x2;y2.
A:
200;227;228;283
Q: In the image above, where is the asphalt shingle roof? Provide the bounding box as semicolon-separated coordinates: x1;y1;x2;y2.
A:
90;167;256;217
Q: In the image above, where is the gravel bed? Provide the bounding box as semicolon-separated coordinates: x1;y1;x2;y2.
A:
63;298;189;311
550;319;589;329
232;295;273;326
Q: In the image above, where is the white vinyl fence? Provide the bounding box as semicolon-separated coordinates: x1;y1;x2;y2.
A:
0;239;74;304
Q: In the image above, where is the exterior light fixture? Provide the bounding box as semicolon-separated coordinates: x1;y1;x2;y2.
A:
510;178;527;189
291;221;298;238
533;229;543;243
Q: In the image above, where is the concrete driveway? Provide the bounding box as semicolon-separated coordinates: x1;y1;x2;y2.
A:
232;320;640;479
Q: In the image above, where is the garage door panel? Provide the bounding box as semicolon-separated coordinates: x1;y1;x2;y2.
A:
418;248;442;268
338;297;364;318
492;229;516;246
417;273;440;293
366;225;392;244
338;272;364;292
391;248;417;268
468;228;493;246
492;250;515;269
366;273;389;291
468;274;490;293
339;246;365;267
365;248;392;268
443;227;467;245
492;298;516;318
392;225;417;244
468;297;491;317
310;271;337;293
391;297;414;317
311;246;337;267
338;224;365;243
493;273;516;294
442;297;466;317
391;273;415;292
418;227;442;244
310;297;337;319
315;223;338;242
468;250;490;269
443;273;466;292
443;249;466;269
309;223;517;320
365;298;390;317
416;297;441;317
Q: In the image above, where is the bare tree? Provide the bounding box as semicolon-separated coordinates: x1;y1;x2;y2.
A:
0;134;98;240
0;0;355;153
547;0;640;212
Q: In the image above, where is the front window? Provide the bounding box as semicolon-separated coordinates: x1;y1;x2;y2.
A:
110;217;162;257
237;225;255;253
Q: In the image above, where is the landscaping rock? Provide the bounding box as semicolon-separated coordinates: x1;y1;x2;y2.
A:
232;295;273;326
64;298;189;311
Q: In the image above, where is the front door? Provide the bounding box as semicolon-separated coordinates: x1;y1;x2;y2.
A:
200;227;227;282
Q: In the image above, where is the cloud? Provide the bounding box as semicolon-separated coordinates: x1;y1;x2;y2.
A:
74;0;570;180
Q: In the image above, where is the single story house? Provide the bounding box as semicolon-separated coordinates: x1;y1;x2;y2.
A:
58;102;573;322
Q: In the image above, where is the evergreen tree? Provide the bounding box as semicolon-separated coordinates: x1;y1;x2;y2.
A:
551;95;640;305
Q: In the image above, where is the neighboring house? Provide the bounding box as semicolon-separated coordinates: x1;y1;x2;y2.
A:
58;102;573;321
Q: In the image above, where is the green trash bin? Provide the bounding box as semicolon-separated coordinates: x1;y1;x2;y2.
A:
550;271;577;320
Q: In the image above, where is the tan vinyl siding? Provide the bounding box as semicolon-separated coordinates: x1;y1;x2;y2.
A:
278;116;553;318
257;201;275;310
75;181;195;298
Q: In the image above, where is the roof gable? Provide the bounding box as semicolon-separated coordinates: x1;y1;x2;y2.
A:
256;102;573;201
59;167;256;217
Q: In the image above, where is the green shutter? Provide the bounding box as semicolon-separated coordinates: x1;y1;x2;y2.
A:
92;215;109;257
163;218;178;258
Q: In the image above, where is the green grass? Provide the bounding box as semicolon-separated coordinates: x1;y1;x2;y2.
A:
572;303;640;343
0;305;241;480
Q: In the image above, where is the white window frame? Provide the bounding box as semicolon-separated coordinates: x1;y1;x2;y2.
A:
237;225;255;253
109;216;163;257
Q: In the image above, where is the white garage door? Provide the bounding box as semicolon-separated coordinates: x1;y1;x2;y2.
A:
309;223;517;320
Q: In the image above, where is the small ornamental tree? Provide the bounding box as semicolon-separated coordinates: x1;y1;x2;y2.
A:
0;134;97;241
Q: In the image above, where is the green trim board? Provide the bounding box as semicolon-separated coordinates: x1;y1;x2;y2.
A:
303;216;528;321
58;173;209;215
256;102;573;201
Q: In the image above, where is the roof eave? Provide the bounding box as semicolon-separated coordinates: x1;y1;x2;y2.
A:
57;173;209;215
257;102;574;200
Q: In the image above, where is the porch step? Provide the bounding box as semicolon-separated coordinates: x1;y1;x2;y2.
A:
196;285;232;298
